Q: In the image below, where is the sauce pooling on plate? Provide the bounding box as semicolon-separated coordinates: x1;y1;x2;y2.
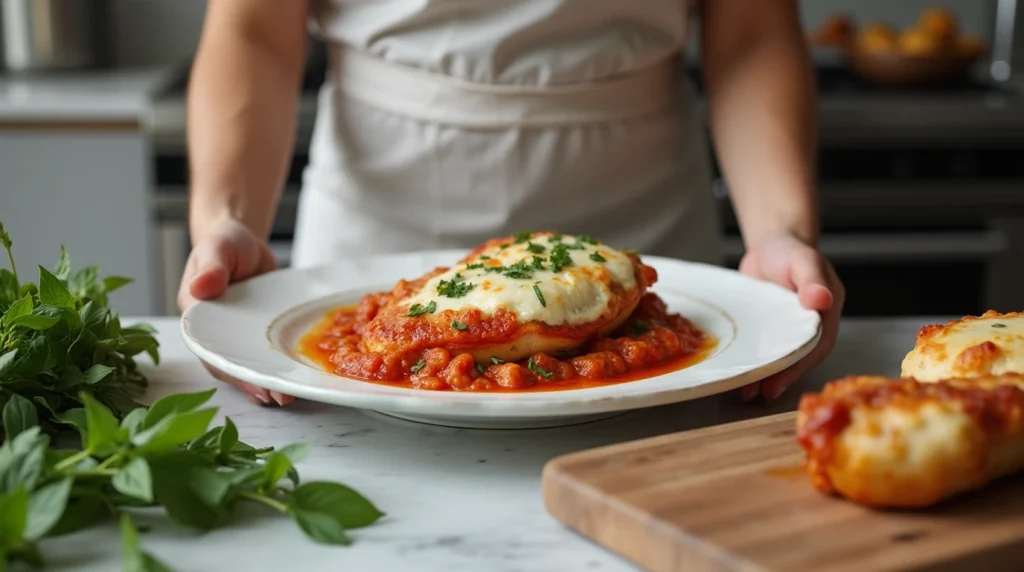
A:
299;292;716;392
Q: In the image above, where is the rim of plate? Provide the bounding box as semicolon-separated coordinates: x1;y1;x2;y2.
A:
180;250;822;418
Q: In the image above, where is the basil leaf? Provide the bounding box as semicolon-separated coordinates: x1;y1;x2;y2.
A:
119;408;148;437
79;300;106;330
0;349;17;378
278;442;313;465
69;266;99;300
81;392;121;456
121;513;171;572
38;266;75;309
2;394;37;439
53;246;71;281
57;305;82;333
81;364;115;385
2;428;47;493
149;453;224;529
1;294;32;327
118;334;158;357
55;408;87;436
0;269;18;305
113;458;154;503
224;467;264;488
102;276;133;294
291;482;384;529
24;477;72;540
132;408;218;455
186;426;223;452
12;337;47;377
7;312;60;330
187;467;233;508
292;509;350;545
141;388;216;431
262;452;292;487
120;513;146;572
218;418;239;455
0;486;29;541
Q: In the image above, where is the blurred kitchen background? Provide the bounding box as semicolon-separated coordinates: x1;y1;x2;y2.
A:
1;0;1023;318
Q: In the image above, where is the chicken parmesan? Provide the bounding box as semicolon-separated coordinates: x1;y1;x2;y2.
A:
796;373;1024;508
901;311;1024;381
299;232;715;392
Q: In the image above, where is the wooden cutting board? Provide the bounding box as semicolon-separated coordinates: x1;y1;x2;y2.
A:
542;412;1024;572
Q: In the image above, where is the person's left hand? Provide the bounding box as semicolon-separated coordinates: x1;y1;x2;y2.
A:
736;234;845;401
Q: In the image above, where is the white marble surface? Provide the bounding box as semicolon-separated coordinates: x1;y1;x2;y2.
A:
0;67;174;122
32;316;940;572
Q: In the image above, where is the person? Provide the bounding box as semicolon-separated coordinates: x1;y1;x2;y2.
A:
177;0;845;406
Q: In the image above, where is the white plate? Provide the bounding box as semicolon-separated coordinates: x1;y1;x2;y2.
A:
180;250;821;429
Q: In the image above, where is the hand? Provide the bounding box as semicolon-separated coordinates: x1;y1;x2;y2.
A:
736;234;845;401
177;219;295;407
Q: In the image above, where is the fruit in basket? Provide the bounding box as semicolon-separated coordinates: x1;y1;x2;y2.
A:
898;26;945;56
810;13;855;47
917;7;959;47
857;23;898;54
957;34;986;58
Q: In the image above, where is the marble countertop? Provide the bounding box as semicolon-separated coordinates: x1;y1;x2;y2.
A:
0;67;175;123
38;316;936;572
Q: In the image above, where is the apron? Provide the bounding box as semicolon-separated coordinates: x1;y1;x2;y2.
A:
293;0;721;267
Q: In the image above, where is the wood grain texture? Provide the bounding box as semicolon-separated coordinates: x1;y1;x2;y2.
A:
542;412;1024;572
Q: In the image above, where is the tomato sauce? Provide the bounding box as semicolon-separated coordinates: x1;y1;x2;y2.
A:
298;292;717;392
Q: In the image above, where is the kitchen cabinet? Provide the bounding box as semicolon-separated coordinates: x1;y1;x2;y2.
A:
0;68;173;316
0;126;159;315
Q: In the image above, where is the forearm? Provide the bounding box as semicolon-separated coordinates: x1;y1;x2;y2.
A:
186;3;306;242
701;0;819;249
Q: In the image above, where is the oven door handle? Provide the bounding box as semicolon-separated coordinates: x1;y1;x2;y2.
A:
723;230;1008;263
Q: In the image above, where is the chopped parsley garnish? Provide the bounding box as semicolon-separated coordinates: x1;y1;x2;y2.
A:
527;356;554;379
475;363;486;374
465;263;484;270
589;252;606;263
531;256;546;270
437;273;475;298
407;301;437;317
499;244;509;250
479;255;491;260
993;323;1007;328
549;243;574;272
526;242;545;254
502;260;533;279
451;320;468;330
548;233;563;243
578;234;598;245
513;231;533;244
533;284;546;307
630;321;651;336
491;357;505;365
411;359;426;373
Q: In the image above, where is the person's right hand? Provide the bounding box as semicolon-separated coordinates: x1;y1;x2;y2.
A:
177;219;295;407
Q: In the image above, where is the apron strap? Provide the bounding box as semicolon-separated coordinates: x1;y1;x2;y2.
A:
330;46;682;129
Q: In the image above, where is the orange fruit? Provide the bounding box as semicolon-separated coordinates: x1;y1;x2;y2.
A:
898;26;945;56
918;7;958;46
858;23;898;54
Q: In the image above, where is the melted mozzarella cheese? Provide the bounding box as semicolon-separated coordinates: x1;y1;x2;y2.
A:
902;314;1024;381
401;233;638;326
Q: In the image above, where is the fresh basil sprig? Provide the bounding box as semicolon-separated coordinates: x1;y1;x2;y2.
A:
0;222;385;570
0;221;160;437
0;389;384;570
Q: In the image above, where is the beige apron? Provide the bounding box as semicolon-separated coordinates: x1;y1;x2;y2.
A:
293;0;721;266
